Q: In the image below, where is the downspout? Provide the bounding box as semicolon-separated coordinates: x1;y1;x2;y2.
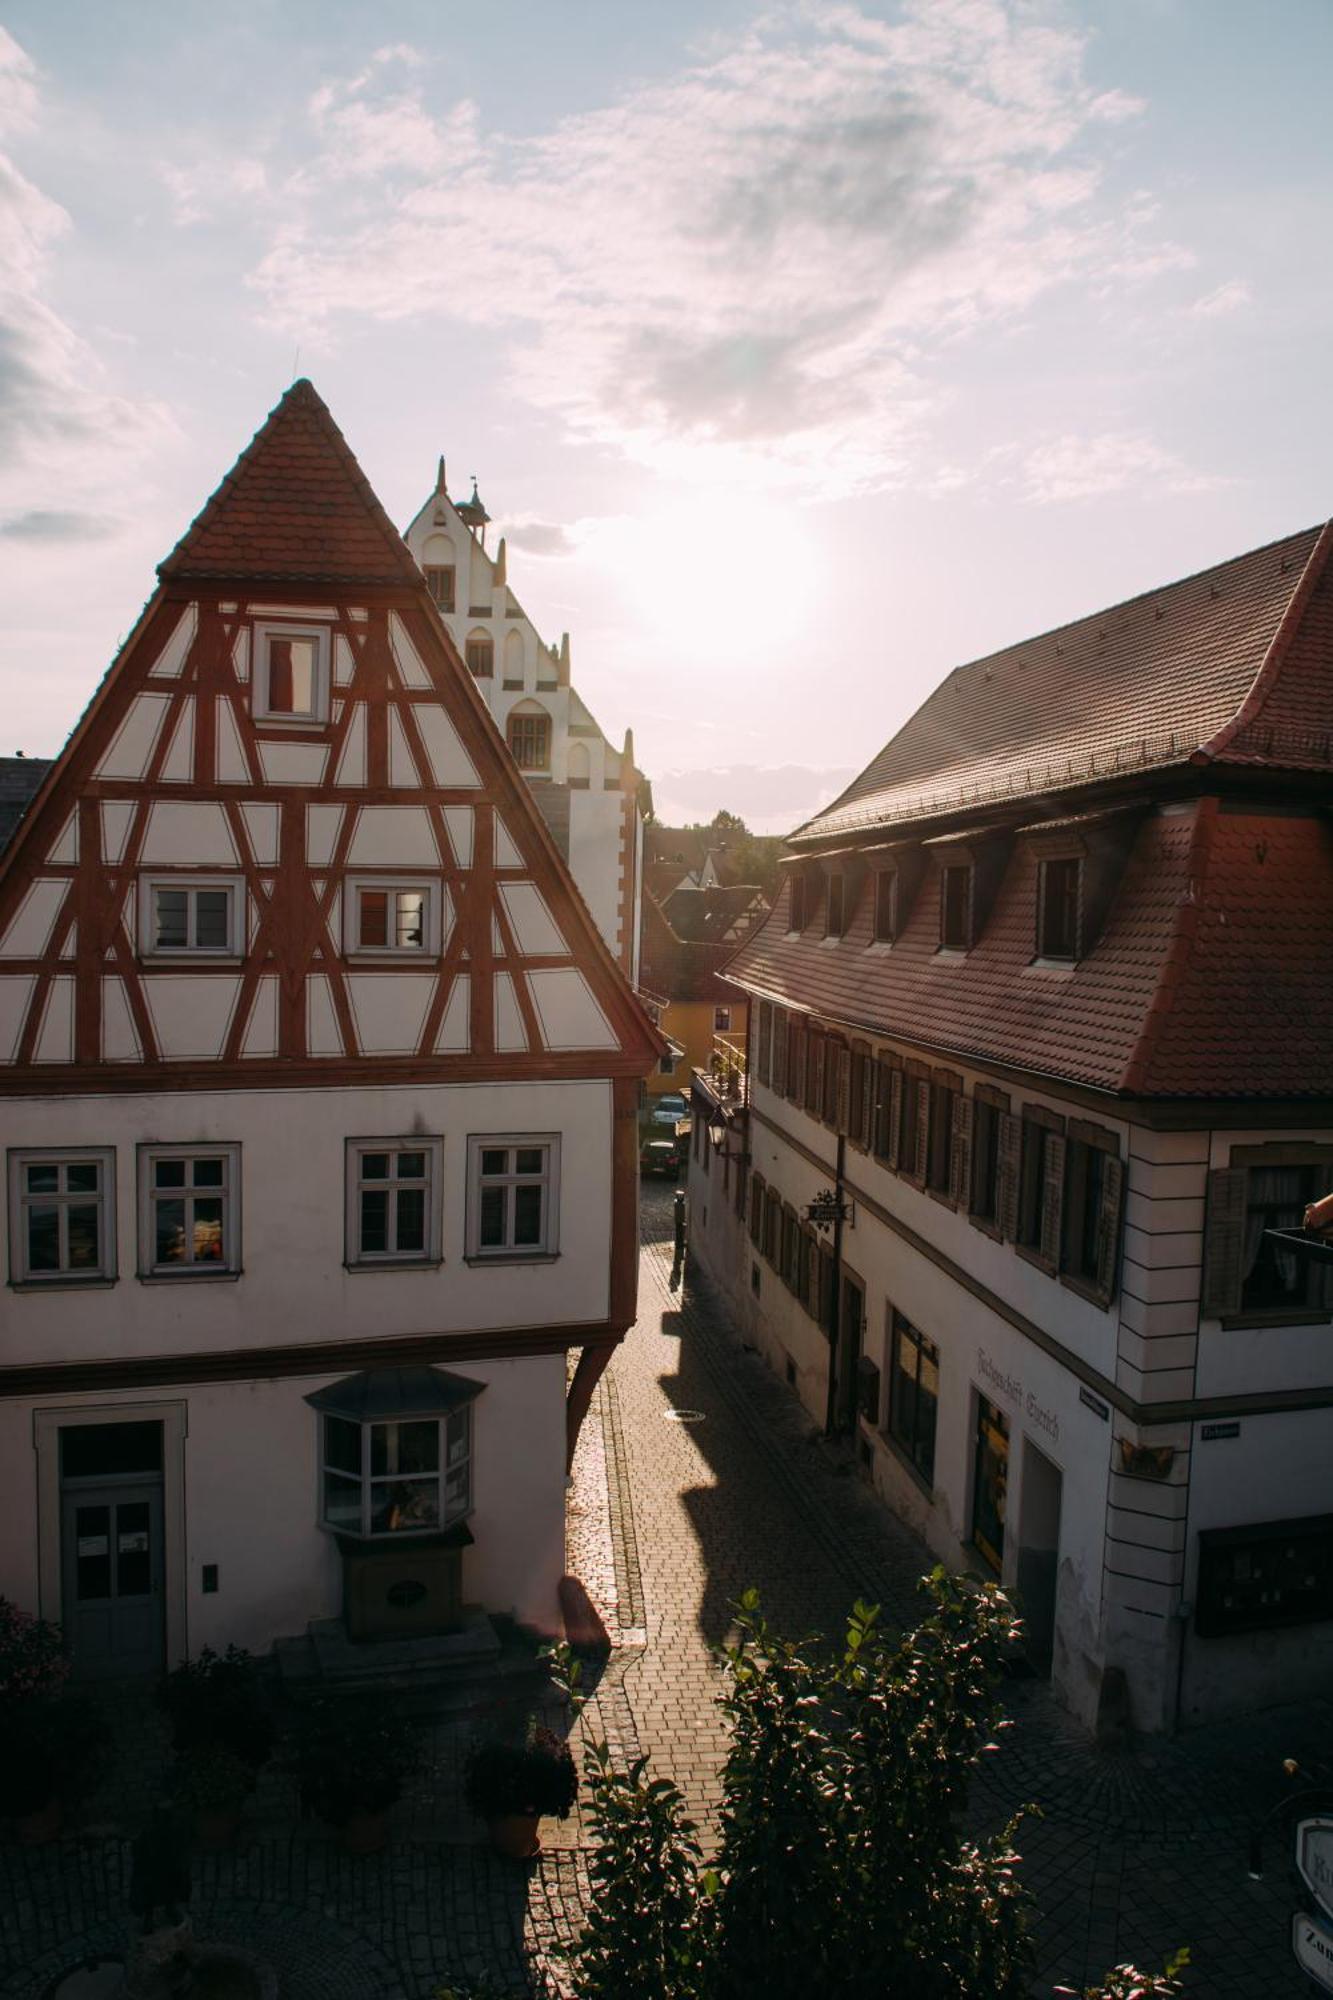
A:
823;1132;847;1438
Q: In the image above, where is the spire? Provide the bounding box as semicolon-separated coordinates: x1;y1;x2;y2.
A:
494;536;507;586
558;631;570;685
435;454;447;495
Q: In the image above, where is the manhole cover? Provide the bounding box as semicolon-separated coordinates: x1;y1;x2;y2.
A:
664;1408;706;1423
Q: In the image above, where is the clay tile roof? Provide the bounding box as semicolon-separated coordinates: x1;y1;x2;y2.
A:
797;522;1333;844
158;379;423;588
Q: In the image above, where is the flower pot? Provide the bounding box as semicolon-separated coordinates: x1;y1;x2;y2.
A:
340;1808;390;1855
488;1811;541;1860
16;1795;62;1846
195;1805;243;1848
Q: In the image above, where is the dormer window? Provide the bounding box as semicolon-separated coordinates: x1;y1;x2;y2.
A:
873;870;897;943
825;873;846;939
788;873;808;934
1038;856;1081;960
254;623;330;726
940;864;972;951
425;565;455;611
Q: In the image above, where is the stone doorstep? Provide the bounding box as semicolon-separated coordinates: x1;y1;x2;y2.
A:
277;1608;505;1691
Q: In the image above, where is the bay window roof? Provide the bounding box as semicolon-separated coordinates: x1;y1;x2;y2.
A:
306;1365;486;1422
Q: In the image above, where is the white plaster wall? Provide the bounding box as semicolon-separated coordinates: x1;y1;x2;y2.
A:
0;1079;613;1367
568;788;625;957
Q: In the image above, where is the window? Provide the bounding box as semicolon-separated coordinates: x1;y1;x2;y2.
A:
508;709;551;772
8;1149;115;1284
465;633;494;677
972;1396;1009;1573
1016;1110;1065;1271
467;1136;559;1258
425;565;456;611
926;1078;956;1196
825;873;846;938
888;1311;938;1485
1038;856;1081;960
253;622;330;724
141;877;243;957
873;870;898;943
969;1090;1009;1231
346;879;440;956
347;1140;442;1266
320;1408;471;1538
138;1145;239;1277
1062;1125;1124;1303
788;873;807;933
748;1172;766;1248
714;1006;732;1032
940;864;972;950
1196;1514;1333;1638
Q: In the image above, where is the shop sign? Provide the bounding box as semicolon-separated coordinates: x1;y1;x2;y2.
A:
1200;1421;1241;1442
977;1348;1022;1408
1293;1911;1333;1992
1079;1387;1110;1422
1298;1819;1333;1922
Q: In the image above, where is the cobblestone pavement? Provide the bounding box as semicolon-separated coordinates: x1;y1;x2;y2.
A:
3;1182;1327;1997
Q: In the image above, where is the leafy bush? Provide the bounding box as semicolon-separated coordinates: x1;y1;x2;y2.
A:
0;1599;70;1704
465;1724;577;1821
285;1691;415;1826
170;1740;256;1815
159;1645;273;1768
0;1693;107;1816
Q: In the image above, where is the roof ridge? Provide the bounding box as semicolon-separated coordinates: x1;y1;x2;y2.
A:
1118;798;1218;1095
1195;518;1333;762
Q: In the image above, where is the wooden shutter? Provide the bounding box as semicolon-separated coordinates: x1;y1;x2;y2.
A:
808;1033;825;1116
766;1190;780;1265
950;1094;974;1208
790;1021;805;1104
997;1112;1021;1240
887;1067;905;1169
1093;1154;1124;1304
857;1046;874;1149
913;1079;931;1183
749;1173;765;1245
848;1048;865;1146
835;1046;851;1132
772;1011;788;1096
757;1002;773;1089
1039;1131;1067;1273
1201;1166;1248;1317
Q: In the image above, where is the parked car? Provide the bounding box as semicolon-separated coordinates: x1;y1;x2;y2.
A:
640;1138;683;1180
651;1093;689;1129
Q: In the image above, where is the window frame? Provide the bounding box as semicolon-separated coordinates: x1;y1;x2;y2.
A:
886;1307;939;1489
872;868;898;945
1037;853;1082;962
136;1143;241;1280
1060;1119;1123;1305
824;872;846;939
714;1005;732;1033
465;632;494;677
319;1405;472;1541
787;872;808;934
939;863;973;952
507;709;552;773
343;876;443;959
8;1146;117;1287
139;874;245;960
967;1084;1011;1240
252;620;331;727
424;565;456;612
465;1134;560;1261
1204;1145;1333;1325
345;1137;444;1269
1015;1104;1067;1274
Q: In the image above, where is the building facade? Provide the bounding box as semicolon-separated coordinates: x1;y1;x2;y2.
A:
690;521;1333;1735
0;382;661;1680
403;466;643;988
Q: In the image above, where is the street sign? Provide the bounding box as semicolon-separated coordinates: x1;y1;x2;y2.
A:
1298;1818;1333;1922
1293;1911;1333;1992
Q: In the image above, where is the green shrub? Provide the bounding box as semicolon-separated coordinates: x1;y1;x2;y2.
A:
465;1724;577;1821
285;1691;415;1826
160;1645;273;1767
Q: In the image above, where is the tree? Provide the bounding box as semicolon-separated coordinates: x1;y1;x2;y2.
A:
569;1575;1185;2000
710;810;746;833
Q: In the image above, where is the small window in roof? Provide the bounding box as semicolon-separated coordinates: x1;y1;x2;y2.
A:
788;873;807;934
940;864;972;950
873;869;897;943
1038;856;1081;960
825;873;845;938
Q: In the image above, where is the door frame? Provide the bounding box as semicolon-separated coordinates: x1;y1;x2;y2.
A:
34;1401;188;1670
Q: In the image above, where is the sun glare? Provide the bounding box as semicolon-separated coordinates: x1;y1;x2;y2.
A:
591;500;816;662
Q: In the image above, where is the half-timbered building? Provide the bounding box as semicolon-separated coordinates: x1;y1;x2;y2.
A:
690;521;1333;1734
0;380;661;1679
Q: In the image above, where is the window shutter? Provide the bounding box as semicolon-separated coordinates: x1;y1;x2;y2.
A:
1093;1154;1124;1304
749;1173;765;1245
772;1012;788;1096
858;1047;874;1149
950;1094;974;1208
997;1112;1021;1240
836;1046;851;1133
809;1033;825;1116
1039;1130;1067;1273
757;1002;773;1088
1201;1166;1248;1318
887;1067;905;1169
790;1021;805;1104
913;1079;931;1182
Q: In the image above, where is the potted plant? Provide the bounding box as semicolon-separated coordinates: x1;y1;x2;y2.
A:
0;1693;107;1844
171;1740;256;1847
286;1693;415;1854
465;1723;577;1859
159;1644;274;1769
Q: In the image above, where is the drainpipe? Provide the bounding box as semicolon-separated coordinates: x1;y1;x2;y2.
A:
823;1132;847;1439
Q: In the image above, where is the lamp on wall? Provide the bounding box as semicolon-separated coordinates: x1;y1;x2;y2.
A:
707;1118;728;1154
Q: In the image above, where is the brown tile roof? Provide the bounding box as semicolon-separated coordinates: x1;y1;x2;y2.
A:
664;883;767;943
641;894;741;1005
796;523;1333;844
724;803;1333;1098
159;379;422;588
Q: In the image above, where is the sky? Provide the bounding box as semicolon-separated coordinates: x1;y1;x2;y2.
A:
2;2;1332;833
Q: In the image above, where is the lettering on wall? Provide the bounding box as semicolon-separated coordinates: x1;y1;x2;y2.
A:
976;1348;1061;1444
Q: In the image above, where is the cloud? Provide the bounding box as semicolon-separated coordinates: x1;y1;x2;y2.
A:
1017;430;1219;504
246;1;1178;499
1189;278;1252;318
650;762;859;836
0;508;118;540
502;517;574;558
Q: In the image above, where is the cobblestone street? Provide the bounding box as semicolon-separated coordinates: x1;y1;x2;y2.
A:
2;1182;1327;1998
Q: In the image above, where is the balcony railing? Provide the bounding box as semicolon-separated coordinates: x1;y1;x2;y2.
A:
706;1032;748;1105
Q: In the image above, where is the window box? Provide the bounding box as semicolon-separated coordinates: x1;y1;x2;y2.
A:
140;876;244;958
137;1144;240;1278
8;1148;116;1285
346;1139;443;1267
466;1136;559;1259
344;878;443;957
252;622;331;726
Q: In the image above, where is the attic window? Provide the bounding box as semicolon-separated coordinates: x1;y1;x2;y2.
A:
1038;856;1081;960
425;566;455;612
788;874;808;934
254;623;330;725
825;873;846;939
940;865;972;951
873;870;897;943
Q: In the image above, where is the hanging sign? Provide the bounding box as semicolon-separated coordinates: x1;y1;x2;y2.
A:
1298;1818;1333;1922
1293;1911;1333;1993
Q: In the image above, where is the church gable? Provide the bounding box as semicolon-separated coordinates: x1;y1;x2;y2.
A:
0;382;662;1086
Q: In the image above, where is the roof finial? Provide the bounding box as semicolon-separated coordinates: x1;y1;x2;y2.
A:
435;455;447;495
494;536;507;586
559;631;570;683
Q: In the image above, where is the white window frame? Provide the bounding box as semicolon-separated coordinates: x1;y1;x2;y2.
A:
345;1138;444;1267
252;620;331;726
139;874;245;959
466;1134;560;1261
714;1006;732;1032
8;1147;117;1286
137;1143;241;1279
343;877;443;958
319;1406;472;1539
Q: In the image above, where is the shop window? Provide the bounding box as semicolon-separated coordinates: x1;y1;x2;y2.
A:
346;1140;442;1266
1038;856;1081;960
8;1149;116;1285
972;1395;1010;1573
940;864;972;950
888;1310;939;1485
137;1145;240;1277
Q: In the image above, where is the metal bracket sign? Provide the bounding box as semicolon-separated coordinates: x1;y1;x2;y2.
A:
805;1189;852;1231
1293;1911;1333;1992
1298;1818;1333;1922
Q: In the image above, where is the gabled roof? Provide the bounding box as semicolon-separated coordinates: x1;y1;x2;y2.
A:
159;379;422;588
641;894;741;1006
797;522;1333;845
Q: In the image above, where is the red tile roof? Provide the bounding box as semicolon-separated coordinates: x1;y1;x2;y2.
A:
641;894;742;1005
725;803;1333;1097
797;523;1333;844
159;379;422;588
